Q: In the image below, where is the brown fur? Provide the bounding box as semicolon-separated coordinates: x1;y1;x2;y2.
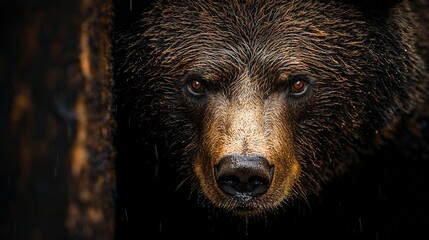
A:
114;0;429;217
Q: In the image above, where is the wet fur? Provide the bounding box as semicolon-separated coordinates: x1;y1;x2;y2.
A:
114;0;429;217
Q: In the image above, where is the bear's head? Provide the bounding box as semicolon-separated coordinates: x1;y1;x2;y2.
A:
115;0;425;216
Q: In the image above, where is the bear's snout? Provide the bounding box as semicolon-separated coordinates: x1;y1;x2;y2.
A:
215;155;274;200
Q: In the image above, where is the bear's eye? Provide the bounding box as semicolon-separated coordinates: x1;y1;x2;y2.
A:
289;80;307;96
187;80;206;96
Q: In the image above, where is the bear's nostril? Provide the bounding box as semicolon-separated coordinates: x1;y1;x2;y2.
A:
215;155;274;199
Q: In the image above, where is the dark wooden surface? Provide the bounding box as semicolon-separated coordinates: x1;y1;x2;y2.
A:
0;0;115;239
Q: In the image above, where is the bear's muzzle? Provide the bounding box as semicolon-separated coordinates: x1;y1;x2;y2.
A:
215;155;274;201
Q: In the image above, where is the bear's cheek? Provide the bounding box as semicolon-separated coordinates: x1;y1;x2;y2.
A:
192;95;302;215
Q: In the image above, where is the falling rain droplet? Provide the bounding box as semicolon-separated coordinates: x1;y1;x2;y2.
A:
358;217;363;233
154;144;159;161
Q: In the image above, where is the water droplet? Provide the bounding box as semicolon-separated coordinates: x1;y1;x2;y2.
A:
154;144;159;161
358;216;363;232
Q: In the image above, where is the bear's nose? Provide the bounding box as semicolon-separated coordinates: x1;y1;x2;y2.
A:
215;155;274;199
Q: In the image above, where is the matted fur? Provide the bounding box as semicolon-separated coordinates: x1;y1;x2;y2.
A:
114;0;429;216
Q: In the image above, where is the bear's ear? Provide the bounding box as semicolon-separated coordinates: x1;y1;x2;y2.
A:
339;0;403;9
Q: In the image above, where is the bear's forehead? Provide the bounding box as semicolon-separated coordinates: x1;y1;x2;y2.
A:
149;1;367;55
153;0;363;35
145;0;369;82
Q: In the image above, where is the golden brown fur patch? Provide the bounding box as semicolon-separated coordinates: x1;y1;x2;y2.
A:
114;0;429;216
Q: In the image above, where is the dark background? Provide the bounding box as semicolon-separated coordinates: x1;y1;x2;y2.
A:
1;0;428;239
112;1;429;240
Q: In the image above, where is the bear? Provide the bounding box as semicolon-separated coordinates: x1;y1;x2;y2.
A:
112;0;429;239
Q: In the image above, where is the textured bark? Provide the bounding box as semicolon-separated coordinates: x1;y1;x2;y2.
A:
0;0;115;239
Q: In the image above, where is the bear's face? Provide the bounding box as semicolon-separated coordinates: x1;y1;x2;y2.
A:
119;0;423;216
